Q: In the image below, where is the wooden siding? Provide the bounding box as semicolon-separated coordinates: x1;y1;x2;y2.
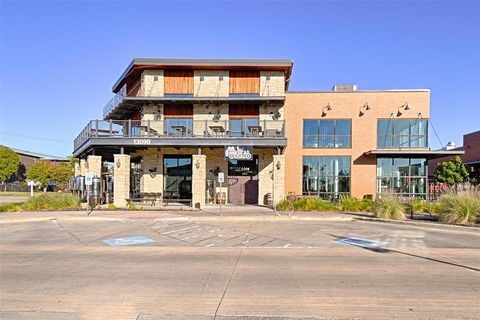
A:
229;104;259;118
229;71;260;94
126;76;142;96
164;70;194;94
163;104;193;118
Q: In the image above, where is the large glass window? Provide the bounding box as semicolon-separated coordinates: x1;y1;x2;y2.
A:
302;156;351;199
376;157;427;198
377;119;428;148
303;119;351;148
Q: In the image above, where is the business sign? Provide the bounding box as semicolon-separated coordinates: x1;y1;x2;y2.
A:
224;146;253;160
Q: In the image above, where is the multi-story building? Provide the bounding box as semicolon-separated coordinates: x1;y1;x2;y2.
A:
72;58;463;207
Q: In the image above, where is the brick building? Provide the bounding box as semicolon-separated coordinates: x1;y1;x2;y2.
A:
72;58;463;207
428;131;480;181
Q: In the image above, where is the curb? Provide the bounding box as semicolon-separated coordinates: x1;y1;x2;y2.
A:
0;215;353;224
353;216;480;232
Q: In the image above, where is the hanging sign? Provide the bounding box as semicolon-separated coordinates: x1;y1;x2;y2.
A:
224;146;253;160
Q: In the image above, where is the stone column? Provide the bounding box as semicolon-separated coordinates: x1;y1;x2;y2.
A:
113;154;130;208
273;154;285;203
79;159;88;176
74;162;81;176
192;154;206;208
87;155;102;177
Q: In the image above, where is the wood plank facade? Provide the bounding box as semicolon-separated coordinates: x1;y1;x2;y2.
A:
164;70;194;94
229;71;260;94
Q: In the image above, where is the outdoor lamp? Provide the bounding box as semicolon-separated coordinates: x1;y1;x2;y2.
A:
276;161;281;170
359;103;371;116
397;102;410;116
116;159;121;168
195;160;201;169
321;103;332;117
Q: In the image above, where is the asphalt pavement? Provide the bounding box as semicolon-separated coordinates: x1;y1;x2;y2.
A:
0;210;479;319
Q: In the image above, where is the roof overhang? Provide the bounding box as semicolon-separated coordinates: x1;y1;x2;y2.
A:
112;58;294;93
105;96;286;120
365;149;465;159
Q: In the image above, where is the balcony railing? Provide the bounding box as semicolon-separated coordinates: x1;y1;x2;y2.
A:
103;84;127;118
74;119;285;151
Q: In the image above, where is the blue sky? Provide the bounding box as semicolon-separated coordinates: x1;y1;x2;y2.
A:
1;0;479;156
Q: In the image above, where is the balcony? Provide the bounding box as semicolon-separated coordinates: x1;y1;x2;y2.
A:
102;85;286;120
73;119;286;156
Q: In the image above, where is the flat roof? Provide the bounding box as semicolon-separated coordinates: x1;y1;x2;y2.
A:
287;89;430;93
365;149;465;159
113;58;294;92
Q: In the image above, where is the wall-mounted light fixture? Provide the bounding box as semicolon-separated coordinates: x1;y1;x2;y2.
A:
149;167;157;178
276;160;281;170
209;107;221;122
321;103;332;117
195;160;201;169
270;110;281;121
359;102;371;116
396;102;410;116
116;159;121;168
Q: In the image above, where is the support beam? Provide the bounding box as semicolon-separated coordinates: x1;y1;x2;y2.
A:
113;154;130;208
272;154;285;203
87;155;102;177
192;154;207;208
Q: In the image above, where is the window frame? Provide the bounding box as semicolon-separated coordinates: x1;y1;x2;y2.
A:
302;119;352;149
302;156;352;200
377;119;429;149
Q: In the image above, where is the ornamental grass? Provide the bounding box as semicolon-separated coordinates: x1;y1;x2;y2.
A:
373;196;406;220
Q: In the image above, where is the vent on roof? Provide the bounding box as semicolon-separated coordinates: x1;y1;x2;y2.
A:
332;84;358;91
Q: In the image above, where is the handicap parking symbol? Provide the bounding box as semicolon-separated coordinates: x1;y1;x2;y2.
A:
334;237;387;249
103;236;155;247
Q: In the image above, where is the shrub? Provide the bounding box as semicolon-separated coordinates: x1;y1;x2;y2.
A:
127;202;135;211
108;203;117;211
412;199;440;214
288;197;339;211
340;196;374;212
373;196;406;220
437;191;480;224
0;193;81;212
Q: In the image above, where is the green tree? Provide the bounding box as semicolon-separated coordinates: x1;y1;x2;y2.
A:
434;156;469;189
27;160;54;190
27;160;74;191
0;146;20;190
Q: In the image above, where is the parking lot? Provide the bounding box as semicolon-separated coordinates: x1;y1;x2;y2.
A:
1;212;479;319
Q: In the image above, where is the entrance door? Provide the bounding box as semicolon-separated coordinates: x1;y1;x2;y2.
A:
227;156;259;205
163;155;192;200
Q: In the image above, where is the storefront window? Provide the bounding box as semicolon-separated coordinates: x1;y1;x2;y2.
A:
303;119;351;148
376;157;427;198
377;119;428;148
302;156;351;199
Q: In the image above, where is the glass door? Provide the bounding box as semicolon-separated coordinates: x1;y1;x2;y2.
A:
163;155;192;200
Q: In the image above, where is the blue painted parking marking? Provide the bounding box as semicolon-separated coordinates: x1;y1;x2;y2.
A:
103;236;155;247
334;237;387;249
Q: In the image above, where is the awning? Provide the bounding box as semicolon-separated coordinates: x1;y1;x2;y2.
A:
364;149;465;159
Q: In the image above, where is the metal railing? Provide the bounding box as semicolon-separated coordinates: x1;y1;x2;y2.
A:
74;119;285;151
103;84;127;118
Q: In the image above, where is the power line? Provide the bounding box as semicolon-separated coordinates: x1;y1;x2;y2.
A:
0;131;71;144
